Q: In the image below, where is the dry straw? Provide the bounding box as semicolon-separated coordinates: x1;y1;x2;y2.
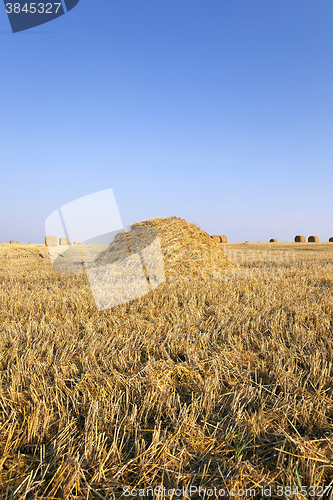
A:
2;234;333;494
59;238;69;246
269;239;277;243
97;217;235;279
308;235;319;243
295;235;306;243
220;235;227;243
211;235;221;244
134;217;235;278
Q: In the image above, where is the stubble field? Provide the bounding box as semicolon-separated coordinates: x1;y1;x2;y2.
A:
0;241;333;499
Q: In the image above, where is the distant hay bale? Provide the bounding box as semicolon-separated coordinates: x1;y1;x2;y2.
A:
69;241;72;245
10;240;14;244
329;237;333;242
97;216;236;280
308;235;319;243
220;235;227;243
59;238;69;246
74;241;80;245
211;235;221;244
269;239;277;243
294;235;306;243
16;241;19;244
45;235;58;247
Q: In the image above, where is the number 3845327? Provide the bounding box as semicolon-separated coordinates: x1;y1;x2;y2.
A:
5;3;62;14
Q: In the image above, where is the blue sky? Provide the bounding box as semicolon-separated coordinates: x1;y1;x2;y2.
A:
1;0;333;243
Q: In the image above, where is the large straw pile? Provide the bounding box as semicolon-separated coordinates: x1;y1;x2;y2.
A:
132;216;235;278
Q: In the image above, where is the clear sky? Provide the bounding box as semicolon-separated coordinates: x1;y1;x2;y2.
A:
1;0;333;243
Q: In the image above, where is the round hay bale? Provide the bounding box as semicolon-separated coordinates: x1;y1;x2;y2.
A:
308;235;319;243
220;235;227;243
269;239;277;243
211;235;221;243
9;240;14;244
329;237;333;242
294;235;306;243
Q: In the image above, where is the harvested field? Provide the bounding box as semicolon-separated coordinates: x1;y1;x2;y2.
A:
1;235;333;498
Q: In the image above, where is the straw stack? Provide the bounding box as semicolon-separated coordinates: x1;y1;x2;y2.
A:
96;216;236;279
132;217;235;278
59;238;69;246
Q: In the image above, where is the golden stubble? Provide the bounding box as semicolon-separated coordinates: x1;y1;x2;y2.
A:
0;239;333;498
